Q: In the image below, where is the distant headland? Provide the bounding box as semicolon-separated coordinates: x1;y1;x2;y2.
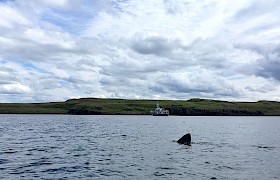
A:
0;98;279;115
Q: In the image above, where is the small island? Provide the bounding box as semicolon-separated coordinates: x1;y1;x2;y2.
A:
0;98;279;116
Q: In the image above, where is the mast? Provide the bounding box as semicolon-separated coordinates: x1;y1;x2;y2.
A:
156;101;160;108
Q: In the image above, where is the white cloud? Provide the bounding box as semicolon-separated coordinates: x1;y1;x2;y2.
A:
0;4;31;28
0;0;280;102
24;28;76;49
0;83;31;94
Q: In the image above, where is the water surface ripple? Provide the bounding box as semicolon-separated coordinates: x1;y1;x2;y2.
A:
0;115;279;179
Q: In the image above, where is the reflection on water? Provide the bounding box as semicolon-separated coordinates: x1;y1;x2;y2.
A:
0;115;279;179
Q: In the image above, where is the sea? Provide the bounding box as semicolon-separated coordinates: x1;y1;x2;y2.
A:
0;115;279;179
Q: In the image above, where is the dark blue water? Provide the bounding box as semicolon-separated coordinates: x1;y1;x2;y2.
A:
0;115;279;179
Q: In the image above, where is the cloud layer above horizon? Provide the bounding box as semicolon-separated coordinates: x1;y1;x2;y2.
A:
0;0;280;102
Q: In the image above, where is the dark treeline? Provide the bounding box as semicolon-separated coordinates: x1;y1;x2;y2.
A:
67;105;264;116
167;107;264;116
68;105;103;115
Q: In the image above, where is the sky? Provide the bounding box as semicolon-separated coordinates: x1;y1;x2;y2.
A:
0;0;279;102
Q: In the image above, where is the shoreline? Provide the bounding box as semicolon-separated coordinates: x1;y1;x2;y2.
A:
1;98;280;116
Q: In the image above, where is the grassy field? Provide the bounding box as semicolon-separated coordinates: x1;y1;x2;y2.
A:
0;98;279;115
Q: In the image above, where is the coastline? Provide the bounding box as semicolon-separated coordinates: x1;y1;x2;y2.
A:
0;98;280;116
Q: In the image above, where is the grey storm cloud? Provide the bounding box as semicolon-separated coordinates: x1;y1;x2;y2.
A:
257;58;280;81
233;42;280;81
131;36;183;56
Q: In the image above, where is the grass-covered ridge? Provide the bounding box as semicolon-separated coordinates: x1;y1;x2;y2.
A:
0;98;279;115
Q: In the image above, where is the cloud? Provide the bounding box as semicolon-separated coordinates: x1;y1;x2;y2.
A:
148;70;243;99
37;0;69;8
0;83;31;94
132;36;181;55
0;65;31;95
256;57;280;81
0;66;18;84
233;42;280;81
0;0;280;102
0;4;31;28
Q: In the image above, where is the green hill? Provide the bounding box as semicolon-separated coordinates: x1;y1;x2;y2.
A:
0;98;279;115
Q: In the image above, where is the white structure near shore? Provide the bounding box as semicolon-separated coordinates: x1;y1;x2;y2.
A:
151;101;169;116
